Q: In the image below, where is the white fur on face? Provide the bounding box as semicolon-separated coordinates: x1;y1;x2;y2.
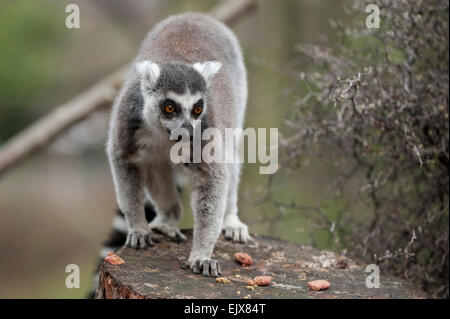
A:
166;91;204;112
136;61;160;92
142;90;206;134
142;91;163;126
193;61;222;85
166;91;205;127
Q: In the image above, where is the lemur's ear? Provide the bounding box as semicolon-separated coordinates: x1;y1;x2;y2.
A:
136;61;160;91
193;61;222;85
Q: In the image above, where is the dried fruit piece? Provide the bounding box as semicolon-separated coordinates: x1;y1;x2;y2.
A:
307;280;330;291
247;279;255;286
253;276;272;286
104;252;125;265
216;277;231;284
234;252;253;266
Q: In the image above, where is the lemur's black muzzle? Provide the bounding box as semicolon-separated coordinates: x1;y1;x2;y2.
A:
168;121;194;142
181;121;194;141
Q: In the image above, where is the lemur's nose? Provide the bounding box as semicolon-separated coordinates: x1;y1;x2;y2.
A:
181;121;194;139
167;128;182;141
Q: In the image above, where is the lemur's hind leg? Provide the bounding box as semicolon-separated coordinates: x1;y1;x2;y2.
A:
222;162;251;243
145;162;186;242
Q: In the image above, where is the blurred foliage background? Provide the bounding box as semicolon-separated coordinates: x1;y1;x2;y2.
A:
0;0;447;298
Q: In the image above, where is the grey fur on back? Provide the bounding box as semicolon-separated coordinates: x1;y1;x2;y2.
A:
137;12;247;120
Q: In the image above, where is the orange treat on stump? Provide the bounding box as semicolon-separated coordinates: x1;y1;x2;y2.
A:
307;280;330;291
104;252;125;265
234;252;253;266
253;276;272;286
216;277;232;284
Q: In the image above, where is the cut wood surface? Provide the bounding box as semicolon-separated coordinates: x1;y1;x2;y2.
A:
96;230;427;299
0;0;258;177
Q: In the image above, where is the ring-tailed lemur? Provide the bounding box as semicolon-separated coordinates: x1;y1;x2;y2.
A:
97;11;250;288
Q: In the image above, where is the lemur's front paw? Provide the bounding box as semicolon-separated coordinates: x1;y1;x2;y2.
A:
222;215;252;243
182;257;222;277
148;216;187;242
126;224;158;249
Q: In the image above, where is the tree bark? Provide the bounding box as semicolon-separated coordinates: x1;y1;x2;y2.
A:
96;230;426;299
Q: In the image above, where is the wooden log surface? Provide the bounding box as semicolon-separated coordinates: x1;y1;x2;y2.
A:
96;230;427;299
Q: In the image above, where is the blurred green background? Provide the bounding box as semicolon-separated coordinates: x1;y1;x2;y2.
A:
0;0;348;298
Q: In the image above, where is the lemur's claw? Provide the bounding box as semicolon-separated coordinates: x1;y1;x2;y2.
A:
148;218;186;243
223;225;252;243
150;233;161;243
222;215;251;244
125;228;157;249
174;231;187;242
202;259;222;277
181;261;189;269
182;258;222;277
192;260;201;274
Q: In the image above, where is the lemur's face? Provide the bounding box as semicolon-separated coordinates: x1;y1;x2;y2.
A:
136;61;221;139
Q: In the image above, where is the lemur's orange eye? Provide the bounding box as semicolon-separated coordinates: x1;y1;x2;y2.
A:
164;105;175;114
193;106;203;115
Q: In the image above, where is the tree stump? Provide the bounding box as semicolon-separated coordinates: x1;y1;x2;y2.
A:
96;230;426;299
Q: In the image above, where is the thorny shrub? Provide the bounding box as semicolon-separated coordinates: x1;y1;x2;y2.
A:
266;0;449;297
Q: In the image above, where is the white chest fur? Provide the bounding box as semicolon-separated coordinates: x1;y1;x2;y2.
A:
130;125;172;164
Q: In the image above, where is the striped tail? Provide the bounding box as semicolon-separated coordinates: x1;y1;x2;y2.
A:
88;203;157;298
